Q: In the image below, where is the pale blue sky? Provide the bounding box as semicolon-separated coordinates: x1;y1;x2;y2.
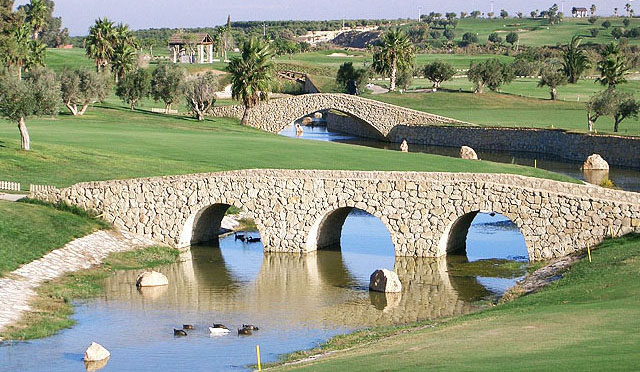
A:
15;0;635;35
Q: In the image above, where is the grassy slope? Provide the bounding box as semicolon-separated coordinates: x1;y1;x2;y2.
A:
0;245;178;340
0;98;573;188
0;200;106;276
276;234;640;371
364;90;640;136
453;17;640;47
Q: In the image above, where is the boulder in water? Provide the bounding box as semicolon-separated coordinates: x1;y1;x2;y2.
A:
460;146;478;160
84;342;110;362
369;269;402;293
582;154;609;170
136;271;168;287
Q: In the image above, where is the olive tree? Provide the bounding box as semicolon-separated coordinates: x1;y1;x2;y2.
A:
59;68;108;115
586;90;614;132
467;59;514;94
336;62;370;94
151;63;186;113
611;92;639;132
0;67;60;150
116;68;150;111
184;71;218;120
423;60;455;89
538;61;567;100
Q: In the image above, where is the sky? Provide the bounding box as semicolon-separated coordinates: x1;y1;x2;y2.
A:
14;0;636;36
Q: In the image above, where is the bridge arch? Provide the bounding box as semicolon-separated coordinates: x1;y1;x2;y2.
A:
179;201;261;247
305;205;396;253
439;209;531;260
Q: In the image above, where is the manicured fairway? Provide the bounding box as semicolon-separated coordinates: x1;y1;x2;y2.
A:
365;90;640;136
0;99;573;188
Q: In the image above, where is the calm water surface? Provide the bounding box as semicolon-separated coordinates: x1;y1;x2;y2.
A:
280;124;640;192
0;211;527;372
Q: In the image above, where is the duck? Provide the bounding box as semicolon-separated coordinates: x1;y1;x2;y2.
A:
242;324;259;331
237;327;252;335
183;324;195;330
174;329;188;336
247;236;261;243
234;233;245;241
209;324;230;335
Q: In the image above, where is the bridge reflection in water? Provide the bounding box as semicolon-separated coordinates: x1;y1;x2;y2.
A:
101;209;526;328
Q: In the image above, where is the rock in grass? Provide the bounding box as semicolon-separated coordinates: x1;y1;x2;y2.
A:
84;342;110;362
460;146;478;160
136;271;168;287
583;154;609;171
369;269;402;293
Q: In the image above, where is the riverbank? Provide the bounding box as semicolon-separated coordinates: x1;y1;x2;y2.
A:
268;234;640;371
0;243;177;341
0;200;173;340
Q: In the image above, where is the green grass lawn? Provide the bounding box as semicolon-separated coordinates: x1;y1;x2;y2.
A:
364;89;640;136
452;17;640;47
0;97;573;188
0;200;106;276
274;234;640;371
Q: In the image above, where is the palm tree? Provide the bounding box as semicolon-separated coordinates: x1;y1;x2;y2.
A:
110;23;138;82
6;22;44;80
562;35;591;84
625;3;632;17
227;37;274;124
24;0;48;40
110;43;136;83
596;54;629;89
372;29;414;91
86;18;115;72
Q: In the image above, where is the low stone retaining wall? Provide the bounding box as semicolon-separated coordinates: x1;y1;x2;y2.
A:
327;113;640;168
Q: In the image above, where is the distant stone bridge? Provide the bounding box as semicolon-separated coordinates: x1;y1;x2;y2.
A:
209;93;471;135
32;170;640;262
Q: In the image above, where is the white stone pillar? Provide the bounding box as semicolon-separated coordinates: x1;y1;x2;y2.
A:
199;45;204;64
208;44;213;63
172;47;177;63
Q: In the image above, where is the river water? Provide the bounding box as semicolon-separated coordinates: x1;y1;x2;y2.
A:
0;210;528;372
279;123;640;193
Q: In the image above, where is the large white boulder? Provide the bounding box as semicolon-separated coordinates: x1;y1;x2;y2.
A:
460;146;478;160
583;154;609;170
136;271;168;287
84;342;110;362
369;269;402;293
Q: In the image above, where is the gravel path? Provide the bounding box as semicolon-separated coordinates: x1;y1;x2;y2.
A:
0;229;154;338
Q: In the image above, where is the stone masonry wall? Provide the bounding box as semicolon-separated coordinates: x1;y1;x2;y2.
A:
326;113;640;168
31;170;640;262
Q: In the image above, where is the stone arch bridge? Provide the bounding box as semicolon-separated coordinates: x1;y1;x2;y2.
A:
32;170;640;262
209;93;471;135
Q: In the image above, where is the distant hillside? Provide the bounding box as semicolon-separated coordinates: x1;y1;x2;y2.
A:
332;30;381;49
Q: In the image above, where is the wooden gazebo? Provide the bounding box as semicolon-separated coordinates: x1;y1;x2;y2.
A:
168;33;214;64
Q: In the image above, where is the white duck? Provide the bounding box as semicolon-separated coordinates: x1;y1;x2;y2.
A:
209;324;230;336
